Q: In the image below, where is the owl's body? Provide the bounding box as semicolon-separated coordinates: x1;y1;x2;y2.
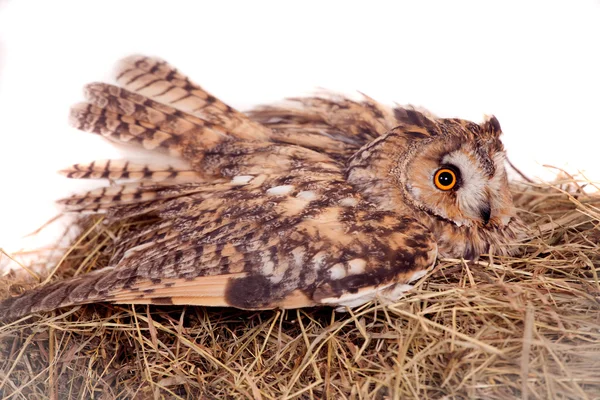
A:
0;56;524;320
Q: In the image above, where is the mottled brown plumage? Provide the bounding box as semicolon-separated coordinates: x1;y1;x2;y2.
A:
0;55;525;320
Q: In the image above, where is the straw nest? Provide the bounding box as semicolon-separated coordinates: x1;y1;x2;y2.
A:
1;176;599;400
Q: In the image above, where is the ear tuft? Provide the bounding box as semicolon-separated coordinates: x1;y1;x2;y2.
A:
481;115;502;138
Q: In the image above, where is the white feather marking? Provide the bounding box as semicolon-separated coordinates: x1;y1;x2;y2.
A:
312;251;328;270
231;175;254;185
292;246;306;265
320;282;397;309
296;190;317;201
266;185;295;195
329;263;346;280
262;260;275;275
347;258;367;275
339;197;358;207
380;283;414;302
408;269;427;282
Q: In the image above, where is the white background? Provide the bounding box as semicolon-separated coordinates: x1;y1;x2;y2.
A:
0;0;599;264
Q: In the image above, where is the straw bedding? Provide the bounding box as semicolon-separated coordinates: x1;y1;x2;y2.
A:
1;178;599;399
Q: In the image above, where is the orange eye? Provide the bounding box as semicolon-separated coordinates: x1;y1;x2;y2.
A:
434;168;457;191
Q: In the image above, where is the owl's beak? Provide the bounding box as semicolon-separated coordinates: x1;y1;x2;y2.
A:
480;202;491;226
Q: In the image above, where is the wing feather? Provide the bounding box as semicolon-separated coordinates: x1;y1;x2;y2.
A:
249;93;402;158
114;55;271;141
69;101;227;158
59;160;201;182
57;182;212;212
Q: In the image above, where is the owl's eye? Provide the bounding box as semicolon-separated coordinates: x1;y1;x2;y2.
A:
434;167;458;191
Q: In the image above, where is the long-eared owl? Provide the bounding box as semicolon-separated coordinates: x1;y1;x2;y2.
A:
0;55;524;320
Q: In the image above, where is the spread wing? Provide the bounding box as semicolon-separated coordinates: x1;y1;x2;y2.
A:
0;56;437;320
1;197;437;319
113;54;272;141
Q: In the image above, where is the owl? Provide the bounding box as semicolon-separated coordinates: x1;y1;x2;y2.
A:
0;55;524;320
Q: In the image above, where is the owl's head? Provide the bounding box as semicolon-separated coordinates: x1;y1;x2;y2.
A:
393;109;514;229
348;107;523;259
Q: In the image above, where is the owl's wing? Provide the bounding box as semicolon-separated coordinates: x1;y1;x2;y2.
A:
114;55;405;159
114;54;272;141
2;96;436;319
0;55;438;320
1;183;437;319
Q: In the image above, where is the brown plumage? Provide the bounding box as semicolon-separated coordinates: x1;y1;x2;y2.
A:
0;55;525;320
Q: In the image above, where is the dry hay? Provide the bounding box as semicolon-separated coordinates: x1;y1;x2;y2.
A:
0;177;599;400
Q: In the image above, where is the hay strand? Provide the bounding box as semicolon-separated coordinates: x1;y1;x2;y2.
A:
1;179;599;399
